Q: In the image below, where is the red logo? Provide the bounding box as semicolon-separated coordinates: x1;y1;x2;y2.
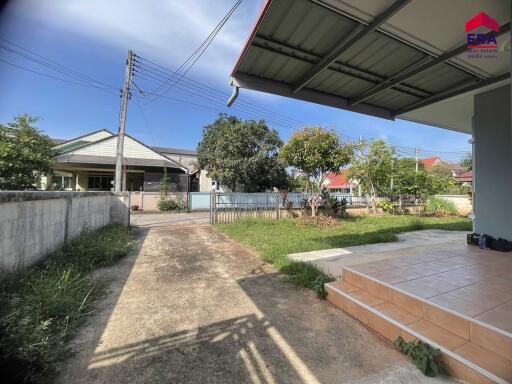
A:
466;12;499;33
466;12;498;50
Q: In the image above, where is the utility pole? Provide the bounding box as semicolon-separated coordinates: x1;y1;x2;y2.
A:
115;50;134;192
390;157;394;191
415;147;419;173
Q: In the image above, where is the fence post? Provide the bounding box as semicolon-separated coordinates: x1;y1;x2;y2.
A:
276;192;280;220
209;193;214;224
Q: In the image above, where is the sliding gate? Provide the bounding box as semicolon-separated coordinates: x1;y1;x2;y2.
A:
210;192;282;224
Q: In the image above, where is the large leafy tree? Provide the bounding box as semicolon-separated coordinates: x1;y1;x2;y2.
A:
349;139;395;212
390;158;458;201
197;114;287;192
391;158;436;199
280;127;353;216
0;114;55;190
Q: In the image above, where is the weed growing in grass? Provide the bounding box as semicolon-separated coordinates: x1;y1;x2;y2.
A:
0;225;136;383
310;274;335;299
394;336;444;377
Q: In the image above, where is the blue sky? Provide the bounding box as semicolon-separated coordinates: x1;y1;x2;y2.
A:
0;0;470;161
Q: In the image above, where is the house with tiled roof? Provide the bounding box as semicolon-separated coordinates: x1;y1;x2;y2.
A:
43;129;214;192
455;170;473;187
323;170;358;194
420;156;442;169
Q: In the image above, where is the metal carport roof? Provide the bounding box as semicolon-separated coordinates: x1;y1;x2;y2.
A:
230;0;510;133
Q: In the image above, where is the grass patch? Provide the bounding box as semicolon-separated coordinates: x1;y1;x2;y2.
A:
424;197;459;216
215;215;471;295
0;224;136;383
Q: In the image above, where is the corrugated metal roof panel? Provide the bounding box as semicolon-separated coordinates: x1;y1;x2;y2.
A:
405;64;475;94
339;32;426;77
231;0;509;122
365;88;420;110
309;69;373;98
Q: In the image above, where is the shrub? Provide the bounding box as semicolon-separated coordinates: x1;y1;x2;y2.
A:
0;225;136;383
157;198;188;212
322;195;347;216
310;274;335;299
376;200;399;214
394;336;444;377
424;197;458;216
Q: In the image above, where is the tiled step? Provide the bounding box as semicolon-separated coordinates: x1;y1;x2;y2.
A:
343;266;512;360
325;269;512;384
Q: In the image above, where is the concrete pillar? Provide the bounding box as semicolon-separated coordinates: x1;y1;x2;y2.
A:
473;85;511;239
71;173;77;191
122;166;127;191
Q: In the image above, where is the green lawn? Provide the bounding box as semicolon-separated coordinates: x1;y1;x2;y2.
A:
215;215;471;292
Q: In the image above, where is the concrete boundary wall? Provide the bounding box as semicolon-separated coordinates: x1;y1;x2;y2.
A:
130;191;188;212
0;191;130;275
434;195;472;216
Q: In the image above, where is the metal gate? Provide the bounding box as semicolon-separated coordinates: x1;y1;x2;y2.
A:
189;192;211;211
210;192;281;224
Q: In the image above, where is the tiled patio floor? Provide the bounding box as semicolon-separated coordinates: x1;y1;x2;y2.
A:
348;243;512;334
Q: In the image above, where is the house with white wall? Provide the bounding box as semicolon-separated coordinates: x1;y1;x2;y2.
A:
44;129;214;193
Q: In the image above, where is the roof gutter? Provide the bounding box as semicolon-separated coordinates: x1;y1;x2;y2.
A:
226;83;239;107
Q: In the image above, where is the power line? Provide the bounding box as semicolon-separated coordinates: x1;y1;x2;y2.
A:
133;58;308;126
136;84;302;131
132;70;302;130
0;37;116;89
143;0;242;103
0;58;117;94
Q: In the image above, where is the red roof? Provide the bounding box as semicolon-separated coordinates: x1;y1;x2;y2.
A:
455;170;473;182
421;157;441;169
325;170;355;189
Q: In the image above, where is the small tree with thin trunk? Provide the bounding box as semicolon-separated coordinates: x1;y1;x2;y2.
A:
349;139;395;213
280;127;353;217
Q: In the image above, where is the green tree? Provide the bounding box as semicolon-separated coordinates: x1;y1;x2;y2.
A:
429;163;457;194
349;139;395;213
280;127;353;216
460;152;472;171
197;114;287;192
0;114;55;190
392;158;437;200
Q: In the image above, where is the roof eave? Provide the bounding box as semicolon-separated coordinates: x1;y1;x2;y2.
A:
231;73;394;120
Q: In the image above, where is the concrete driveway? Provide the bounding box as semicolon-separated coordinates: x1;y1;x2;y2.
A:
59;221;452;384
130;211;210;227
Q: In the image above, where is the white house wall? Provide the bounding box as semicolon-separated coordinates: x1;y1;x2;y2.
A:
71;136;170;162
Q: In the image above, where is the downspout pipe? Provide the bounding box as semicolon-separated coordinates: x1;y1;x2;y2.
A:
227;85;239;107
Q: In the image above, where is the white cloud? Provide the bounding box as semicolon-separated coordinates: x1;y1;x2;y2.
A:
10;0;263;87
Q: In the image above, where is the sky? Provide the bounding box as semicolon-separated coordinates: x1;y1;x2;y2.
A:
0;0;471;162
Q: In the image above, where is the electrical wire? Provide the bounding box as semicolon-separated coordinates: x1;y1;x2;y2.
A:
134;56;308;126
143;0;242;104
132;69;302;130
0;58;117;94
0;37;116;89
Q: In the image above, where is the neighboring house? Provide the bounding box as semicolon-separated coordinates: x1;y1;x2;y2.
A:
323;170;359;194
421;156;469;183
43;129;215;192
420;156;443;169
455;170;473;188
